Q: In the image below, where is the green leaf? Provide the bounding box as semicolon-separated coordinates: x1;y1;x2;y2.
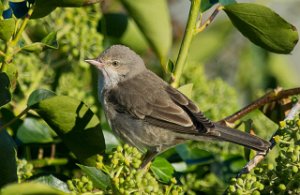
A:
0;18;15;41
77;164;111;190
16;118;54;144
31;95;105;163
177;83;193;99
27;89;56;107
33;175;70;193
224;3;299;54
176;144;214;165
41;31;58;49
0;130;17;188
120;0;172;65
150;157;174;183
0;72;11;107
0;182;68;195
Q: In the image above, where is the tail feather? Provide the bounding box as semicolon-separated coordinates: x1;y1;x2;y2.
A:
209;124;271;152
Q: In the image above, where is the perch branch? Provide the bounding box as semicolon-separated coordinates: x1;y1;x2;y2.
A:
237;100;300;177
219;87;300;124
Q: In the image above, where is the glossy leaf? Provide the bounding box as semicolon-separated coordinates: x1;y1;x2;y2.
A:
16;117;54;144
0;182;68;195
120;0;172;65
77;164;111;190
0;72;11;107
150;157;174;183
30;95;105;163
0;18;15;41
224;3;299;54
27;89;56;107
34;175;70;193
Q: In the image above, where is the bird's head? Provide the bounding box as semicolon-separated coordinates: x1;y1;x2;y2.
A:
85;45;146;88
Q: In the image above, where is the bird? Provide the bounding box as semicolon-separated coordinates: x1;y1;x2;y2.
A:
85;45;271;167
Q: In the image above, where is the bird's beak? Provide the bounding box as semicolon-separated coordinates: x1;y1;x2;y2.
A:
84;59;104;68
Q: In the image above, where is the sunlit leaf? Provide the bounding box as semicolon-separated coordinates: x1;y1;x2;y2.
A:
150;157;174;183
224;3;298;54
77;164;111;190
177;83;193;99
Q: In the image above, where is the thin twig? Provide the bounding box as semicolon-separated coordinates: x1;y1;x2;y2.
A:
0;107;30;133
219;87;300;124
237;100;300;177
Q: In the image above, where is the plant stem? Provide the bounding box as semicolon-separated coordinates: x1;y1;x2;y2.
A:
171;0;201;88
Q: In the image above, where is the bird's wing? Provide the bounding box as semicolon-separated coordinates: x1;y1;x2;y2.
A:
107;70;214;134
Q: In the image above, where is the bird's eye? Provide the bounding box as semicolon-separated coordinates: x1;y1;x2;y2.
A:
112;60;119;67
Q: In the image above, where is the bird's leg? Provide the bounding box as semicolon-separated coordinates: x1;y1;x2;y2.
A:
140;150;158;169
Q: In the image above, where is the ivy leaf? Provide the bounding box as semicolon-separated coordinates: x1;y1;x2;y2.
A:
150;157;174;183
120;0;172;65
27;89;56;107
0;72;11;107
16;118;54;144
176;144;214;165
28;92;105;164
77;164;111;190
224;3;299;54
0;18;15;41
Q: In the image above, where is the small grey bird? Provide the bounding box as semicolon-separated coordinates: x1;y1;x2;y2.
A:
85;45;271;167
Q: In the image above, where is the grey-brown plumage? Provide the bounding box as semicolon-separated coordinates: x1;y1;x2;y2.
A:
85;45;271;166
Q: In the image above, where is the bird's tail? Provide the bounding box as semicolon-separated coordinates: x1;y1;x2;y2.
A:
208;124;271;152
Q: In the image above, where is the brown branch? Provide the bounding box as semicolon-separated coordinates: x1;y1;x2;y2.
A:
219;87;300;124
237;100;300;177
